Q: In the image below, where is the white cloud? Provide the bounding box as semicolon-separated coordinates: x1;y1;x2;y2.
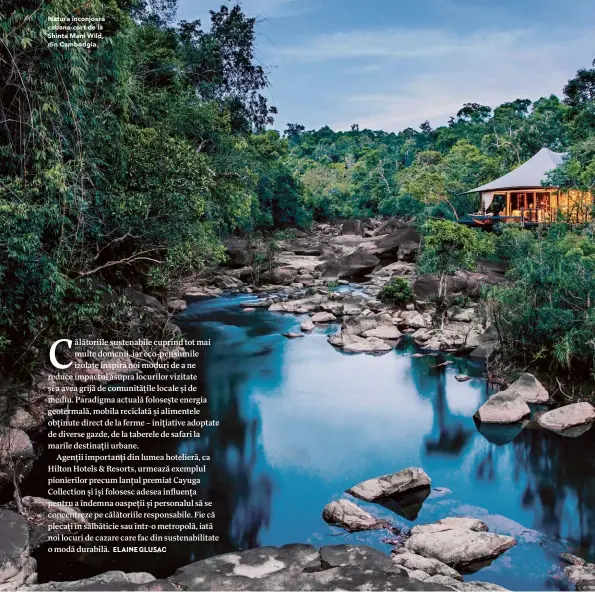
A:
274;25;594;131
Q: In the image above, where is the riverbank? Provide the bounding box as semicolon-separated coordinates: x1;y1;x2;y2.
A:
2;220;595;591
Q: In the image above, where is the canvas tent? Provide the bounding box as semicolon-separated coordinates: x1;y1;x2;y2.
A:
461;147;592;225
465;147;567;211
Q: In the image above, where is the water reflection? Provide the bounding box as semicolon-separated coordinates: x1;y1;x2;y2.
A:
25;293;595;590
176;294;595;590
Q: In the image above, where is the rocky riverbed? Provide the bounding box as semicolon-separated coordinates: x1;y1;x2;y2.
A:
2;218;595;591
168;218;505;359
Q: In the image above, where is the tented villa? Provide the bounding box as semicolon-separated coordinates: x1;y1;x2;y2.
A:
463;148;593;227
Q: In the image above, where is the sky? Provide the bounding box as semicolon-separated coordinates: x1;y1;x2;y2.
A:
177;0;595;133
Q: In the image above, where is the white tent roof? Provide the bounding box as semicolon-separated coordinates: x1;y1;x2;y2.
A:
465;147;567;193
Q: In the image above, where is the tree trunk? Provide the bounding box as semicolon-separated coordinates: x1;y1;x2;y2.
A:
435;272;448;330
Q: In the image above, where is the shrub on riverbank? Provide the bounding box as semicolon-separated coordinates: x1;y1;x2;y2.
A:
484;224;595;378
379;277;413;306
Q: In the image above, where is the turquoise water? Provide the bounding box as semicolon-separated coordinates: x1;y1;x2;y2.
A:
175;293;595;591
27;292;595;589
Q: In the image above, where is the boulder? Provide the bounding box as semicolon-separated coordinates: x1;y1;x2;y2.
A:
365;300;388;313
455;375;471;382
322;499;381;532
347;467;431;502
341;220;363;236
399;311;428;330
183;286;223;299
425;576;509;591
316;252;380;279
24;571;156;591
223;237;249;267
449;308;475;323
311;312;337;323
300;318;315;332
373;229;421;261
469;340;499;360
565;564;595;590
474;392;530;424
240;299;273;309
342;315;378;336
22;497;87;525
372;261;416;277
9;409;39;431
330;333;393;355
405;526;516;569
506;373;548;404
362;325;402;340
560;553;586;566
537;402;595;438
167;299;187;312
282;332;304;340
0;428;34;461
276;239;324;256
372;217;410;236
260;266;298;285
0;510;36;589
168;544;444;591
391;551;462;580
216;275;244;290
410;517;488;535
279;295;324;313
124;288;165;314
321;301;344;316
268;302;287;312
342;294;367;316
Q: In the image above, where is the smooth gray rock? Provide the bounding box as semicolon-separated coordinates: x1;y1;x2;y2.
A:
311;312;336;323
9;409;39;431
537;402;595;437
347;467;431;502
282;332;304;339
399;311;427;329
391;551;462;580
316;252;380;279
410;517;489;535
405;528;516;569
24;571;156;591
168;544;446;591
240;299;273;308
0;428;34;461
565;563;595;590
167;299;187;312
341;220;363;236
474;392;530;424
329;333;393;354
21;497;87;525
300;318;315;332
560;552;586;566
425;575;509;590
0;510;36;589
362;325;402;340
322;499;381;532
506;373;548;403
342;315;378;336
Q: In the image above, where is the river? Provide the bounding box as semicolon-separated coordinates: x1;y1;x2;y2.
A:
28;292;595;590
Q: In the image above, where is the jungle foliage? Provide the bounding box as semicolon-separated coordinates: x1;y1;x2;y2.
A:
0;0;306;366
1;0;594;377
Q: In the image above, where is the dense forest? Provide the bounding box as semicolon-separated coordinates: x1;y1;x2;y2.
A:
1;1;595;378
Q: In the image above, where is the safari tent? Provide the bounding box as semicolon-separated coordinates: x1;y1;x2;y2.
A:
463;147;593;226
